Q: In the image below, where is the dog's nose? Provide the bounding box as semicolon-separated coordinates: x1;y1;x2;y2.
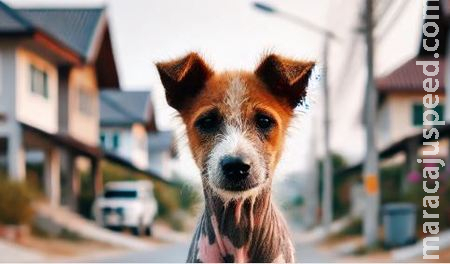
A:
220;156;250;179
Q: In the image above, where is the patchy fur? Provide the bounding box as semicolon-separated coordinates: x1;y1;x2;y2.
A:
156;52;315;263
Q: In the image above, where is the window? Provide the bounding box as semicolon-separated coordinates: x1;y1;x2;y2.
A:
412;104;423;127
100;132;106;148
112;132;120;150
104;190;137;199
435;104;445;121
78;88;94;115
412;103;445;127
30;65;48;98
100;131;120;150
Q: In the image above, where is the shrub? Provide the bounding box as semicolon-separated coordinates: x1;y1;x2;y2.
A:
153;180;200;217
0;176;34;225
341;218;363;236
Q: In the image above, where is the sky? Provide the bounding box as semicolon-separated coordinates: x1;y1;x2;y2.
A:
7;0;332;180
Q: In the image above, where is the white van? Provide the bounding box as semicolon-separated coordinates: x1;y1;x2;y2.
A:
93;180;158;236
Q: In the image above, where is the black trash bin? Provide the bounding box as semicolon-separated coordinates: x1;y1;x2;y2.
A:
382;203;417;248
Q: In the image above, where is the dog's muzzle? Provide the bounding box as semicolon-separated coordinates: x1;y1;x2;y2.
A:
217;155;259;191
206;126;266;194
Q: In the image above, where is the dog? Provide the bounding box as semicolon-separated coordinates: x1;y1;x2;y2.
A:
156;52;315;263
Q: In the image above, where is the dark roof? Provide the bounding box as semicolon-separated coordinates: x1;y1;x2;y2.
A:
0;2;106;60
18;8;104;59
0;1;33;34
377;1;448;94
100;91;151;126
377;57;446;94
21;123;101;159
0;2;119;87
148;131;174;154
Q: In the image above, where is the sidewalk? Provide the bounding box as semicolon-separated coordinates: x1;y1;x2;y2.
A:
73;224;192;263
291;216;352;244
295;242;338;263
291;219;350;262
0;239;46;262
291;218;450;262
34;202;155;250
391;230;450;262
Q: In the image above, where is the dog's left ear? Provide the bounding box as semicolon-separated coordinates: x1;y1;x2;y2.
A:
255;54;315;108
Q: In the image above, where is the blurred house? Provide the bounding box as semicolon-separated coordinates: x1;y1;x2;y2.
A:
376;0;448;149
0;2;119;209
99;90;175;179
100;91;154;169
376;60;446;148
373;0;449;168
338;0;450;193
324;0;450;163
148;130;175;179
369;1;450;199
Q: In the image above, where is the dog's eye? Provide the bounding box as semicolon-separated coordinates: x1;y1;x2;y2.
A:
195;111;221;134
255;113;275;132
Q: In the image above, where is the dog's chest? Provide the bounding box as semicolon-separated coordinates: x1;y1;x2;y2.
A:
197;233;248;263
188;198;294;263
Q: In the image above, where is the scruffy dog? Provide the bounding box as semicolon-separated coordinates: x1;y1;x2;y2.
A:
156;52;315;263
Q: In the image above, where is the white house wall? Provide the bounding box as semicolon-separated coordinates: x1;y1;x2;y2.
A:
0;44;27;180
148;153;163;176
68;66;99;146
15;48;58;134
115;128;132;160
383;94;446;147
377;99;391;148
0;43;17;136
130;123;149;169
101;124;149;170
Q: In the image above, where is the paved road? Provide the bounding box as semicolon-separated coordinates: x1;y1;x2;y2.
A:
93;240;335;263
96;242;190;263
92;220;338;263
295;242;336;263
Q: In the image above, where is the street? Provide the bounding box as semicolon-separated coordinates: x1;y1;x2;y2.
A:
95;242;189;263
92;236;336;263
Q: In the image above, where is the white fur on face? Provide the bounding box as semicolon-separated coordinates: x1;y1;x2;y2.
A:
206;76;266;201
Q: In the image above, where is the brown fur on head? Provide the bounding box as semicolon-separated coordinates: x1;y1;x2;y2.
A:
156;52;315;200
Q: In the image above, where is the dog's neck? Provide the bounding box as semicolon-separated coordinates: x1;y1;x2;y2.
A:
194;185;293;262
204;185;273;243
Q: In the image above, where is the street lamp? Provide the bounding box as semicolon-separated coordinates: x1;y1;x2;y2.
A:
253;1;335;233
253;2;276;13
253;2;337;38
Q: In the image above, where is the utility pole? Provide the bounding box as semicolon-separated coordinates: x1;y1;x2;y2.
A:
362;0;380;248
321;32;333;232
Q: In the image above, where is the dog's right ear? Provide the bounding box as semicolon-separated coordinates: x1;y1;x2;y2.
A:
156;52;214;111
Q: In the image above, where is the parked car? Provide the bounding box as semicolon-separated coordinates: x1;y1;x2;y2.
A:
93;180;158;236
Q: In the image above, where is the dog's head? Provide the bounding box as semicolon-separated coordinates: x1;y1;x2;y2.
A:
156;52;314;200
